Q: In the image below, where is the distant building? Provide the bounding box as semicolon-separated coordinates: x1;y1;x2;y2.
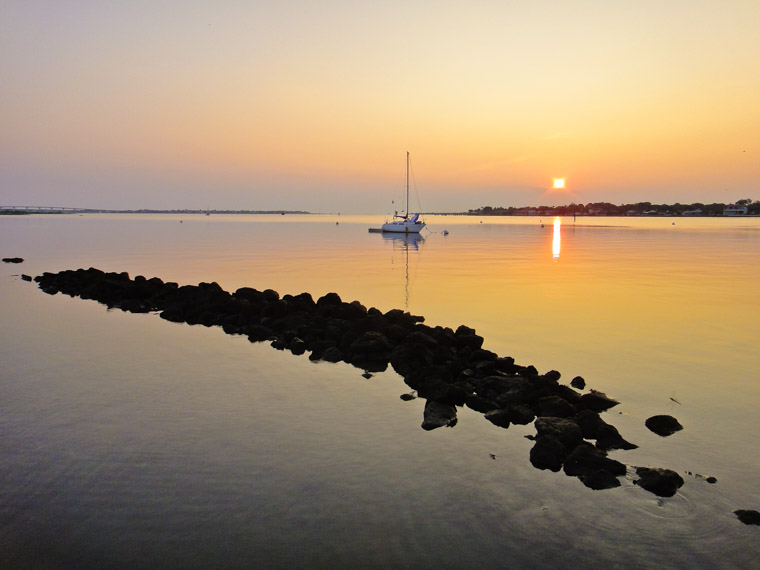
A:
724;204;748;216
682;208;703;216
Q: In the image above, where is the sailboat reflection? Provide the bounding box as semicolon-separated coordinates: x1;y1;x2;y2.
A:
382;232;424;308
552;216;561;260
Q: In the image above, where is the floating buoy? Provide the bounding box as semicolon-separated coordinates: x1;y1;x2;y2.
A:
442;229;449;236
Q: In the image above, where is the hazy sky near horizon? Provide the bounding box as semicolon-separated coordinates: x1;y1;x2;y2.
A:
2;1;759;213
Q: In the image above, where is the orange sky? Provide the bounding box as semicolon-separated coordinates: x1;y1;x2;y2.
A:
2;1;759;212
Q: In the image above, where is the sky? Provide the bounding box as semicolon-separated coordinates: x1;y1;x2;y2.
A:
2;1;759;213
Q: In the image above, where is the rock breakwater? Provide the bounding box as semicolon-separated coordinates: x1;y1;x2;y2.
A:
32;268;699;498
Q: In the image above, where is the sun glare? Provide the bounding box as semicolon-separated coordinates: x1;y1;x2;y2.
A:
553;178;565;189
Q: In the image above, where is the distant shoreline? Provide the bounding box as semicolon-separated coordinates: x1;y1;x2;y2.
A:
2;203;758;218
0;209;310;216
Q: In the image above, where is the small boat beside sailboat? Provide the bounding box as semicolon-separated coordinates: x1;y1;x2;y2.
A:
379;152;426;234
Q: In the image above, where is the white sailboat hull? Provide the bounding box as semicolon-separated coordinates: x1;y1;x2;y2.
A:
381;220;425;233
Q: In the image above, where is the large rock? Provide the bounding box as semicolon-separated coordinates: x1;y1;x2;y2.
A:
634;467;684;497
645;415;683;436
529;435;568;472
579;469;622;490
595;423;638;451
534;417;583;450
484;409;511;428
536;395;575;418
346;331;391;371
563;443;627;478
579;390;620;412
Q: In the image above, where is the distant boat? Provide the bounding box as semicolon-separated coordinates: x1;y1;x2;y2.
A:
381;152;425;234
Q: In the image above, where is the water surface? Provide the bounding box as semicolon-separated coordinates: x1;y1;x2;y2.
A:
2;214;759;568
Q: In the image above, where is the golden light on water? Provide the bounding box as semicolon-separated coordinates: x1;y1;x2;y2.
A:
552;216;561;260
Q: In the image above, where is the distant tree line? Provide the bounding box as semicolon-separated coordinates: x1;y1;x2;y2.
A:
467;198;759;217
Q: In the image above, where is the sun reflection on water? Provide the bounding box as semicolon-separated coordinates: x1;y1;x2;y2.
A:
552;216;561;260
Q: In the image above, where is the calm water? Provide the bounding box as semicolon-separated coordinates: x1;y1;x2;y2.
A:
1;213;759;568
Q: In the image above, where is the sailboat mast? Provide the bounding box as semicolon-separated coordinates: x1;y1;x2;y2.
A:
405;151;410;217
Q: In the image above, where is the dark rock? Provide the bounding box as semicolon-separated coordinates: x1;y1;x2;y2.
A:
2;257;24;263
21;274;32;281
735;509;760;525
645;415;683;437
247;325;274;342
400;391;417;401
316;291;341;307
454;325;484;351
390;341;435;377
160;308;186;322
306;339;336;361
413;374;468;406
348;331;391;354
529;435;568;472
321;346;343;363
384;308;423;327
575;409;604;439
536;395;575;418
570;376;586;389
508;404;536;425
346;331;391;371
579;469;621;490
579;390;620;412
563;443;627;478
492;356;517;374
484;409;511;429
544;369;561;382
421;401;458;430
595;423;638;451
634;467;684;497
470;348;498;362
534;417;583;450
554;384;583;405
465;394;500;413
519;365;539;377
289;337;306;355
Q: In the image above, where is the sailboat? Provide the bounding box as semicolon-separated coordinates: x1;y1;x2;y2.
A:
381;152;425;234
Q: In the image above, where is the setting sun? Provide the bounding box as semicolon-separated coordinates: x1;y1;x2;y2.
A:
553;178;566;189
